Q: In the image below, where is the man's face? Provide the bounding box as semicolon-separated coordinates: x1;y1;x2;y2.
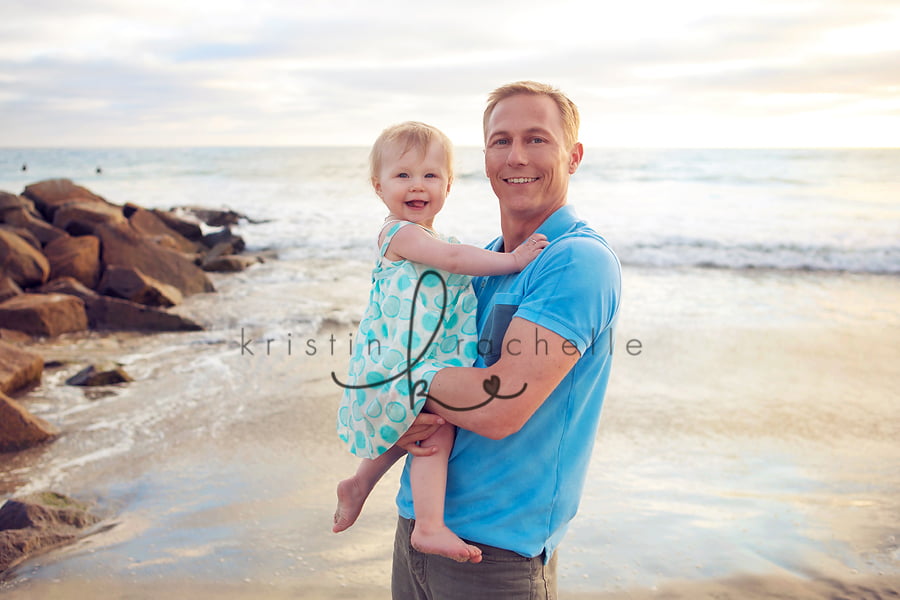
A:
484;94;582;221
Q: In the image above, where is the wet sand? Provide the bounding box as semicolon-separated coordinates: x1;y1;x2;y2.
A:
1;265;898;598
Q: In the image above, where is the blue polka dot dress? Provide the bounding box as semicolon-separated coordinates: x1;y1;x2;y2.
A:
336;220;480;458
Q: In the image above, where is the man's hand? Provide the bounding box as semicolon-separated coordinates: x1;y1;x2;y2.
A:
396;412;446;456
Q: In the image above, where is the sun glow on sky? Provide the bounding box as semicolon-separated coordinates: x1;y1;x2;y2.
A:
1;0;898;148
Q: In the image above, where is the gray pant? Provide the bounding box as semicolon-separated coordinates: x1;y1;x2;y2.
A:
391;517;557;600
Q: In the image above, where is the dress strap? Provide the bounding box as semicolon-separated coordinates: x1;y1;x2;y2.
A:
377;219;435;259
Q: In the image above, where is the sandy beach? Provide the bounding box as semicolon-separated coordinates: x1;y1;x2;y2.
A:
2;260;898;599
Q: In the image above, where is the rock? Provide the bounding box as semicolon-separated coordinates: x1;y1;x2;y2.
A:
0;293;88;337
151;209;204;241
0;229;51;287
0;225;41;250
200;240;259;272
0;192;34;213
97;265;183;307
86;296;203;332
37;277;100;303
202;227;245;252
0;206;68;247
179;206;245;227
21;179;107;222
66;363;133;386
43;235;101;289
0;492;99;574
0;276;23;304
95;222;215;297
0;341;43;395
0;392;60;453
52;201;126;236
38;278;203;332
125;204;198;253
202;254;261;273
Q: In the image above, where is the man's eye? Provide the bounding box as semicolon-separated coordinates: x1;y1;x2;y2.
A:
530;137;545;144
492;139;509;146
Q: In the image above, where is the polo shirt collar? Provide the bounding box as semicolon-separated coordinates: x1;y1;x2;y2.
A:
488;205;581;252
534;204;580;242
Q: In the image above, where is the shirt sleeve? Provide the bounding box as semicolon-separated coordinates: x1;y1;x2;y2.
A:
514;234;621;355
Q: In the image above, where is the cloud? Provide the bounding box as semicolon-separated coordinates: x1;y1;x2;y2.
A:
1;0;898;147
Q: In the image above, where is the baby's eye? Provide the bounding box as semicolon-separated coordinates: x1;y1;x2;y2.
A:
397;172;409;178
425;173;437;178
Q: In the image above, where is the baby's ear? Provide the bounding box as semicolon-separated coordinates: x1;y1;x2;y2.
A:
372;177;383;197
446;175;454;194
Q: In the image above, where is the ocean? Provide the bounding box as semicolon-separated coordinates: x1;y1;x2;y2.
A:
3;147;899;274
1;147;898;598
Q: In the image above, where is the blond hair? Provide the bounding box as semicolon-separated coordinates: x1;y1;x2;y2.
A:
369;121;454;185
483;81;580;150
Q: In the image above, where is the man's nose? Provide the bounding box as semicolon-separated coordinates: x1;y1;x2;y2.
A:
506;140;528;166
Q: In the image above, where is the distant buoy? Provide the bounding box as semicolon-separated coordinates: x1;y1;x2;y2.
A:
96;166;102;174
21;163;27;172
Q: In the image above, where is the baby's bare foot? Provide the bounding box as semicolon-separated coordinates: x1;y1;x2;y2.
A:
411;523;483;563
333;477;367;533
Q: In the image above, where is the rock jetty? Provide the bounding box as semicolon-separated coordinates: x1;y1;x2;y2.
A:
0;179;265;577
0;178;261;451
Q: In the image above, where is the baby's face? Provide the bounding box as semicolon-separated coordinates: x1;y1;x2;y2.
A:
374;140;452;228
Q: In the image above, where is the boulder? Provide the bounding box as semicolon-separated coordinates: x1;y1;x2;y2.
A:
0;229;50;287
37;277;100;303
86;296;203;332
0;492;99;574
97;265;183;307
202;254;261;273
21;179;107;222
0;192;34;214
202;227;245;252
125;204;198;253
179;206;245;227
0;225;41;250
0;392;59;452
0;276;22;304
44;235;101;289
0;293;88;337
151;209;204;241
0;207;68;247
0;341;43;395
52;201;126;236
66;363;133;386
39;277;203;332
95;222;214;297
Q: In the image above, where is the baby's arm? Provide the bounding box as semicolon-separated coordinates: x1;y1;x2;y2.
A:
385;226;548;275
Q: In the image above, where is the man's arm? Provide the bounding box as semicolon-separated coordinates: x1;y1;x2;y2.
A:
424;316;580;439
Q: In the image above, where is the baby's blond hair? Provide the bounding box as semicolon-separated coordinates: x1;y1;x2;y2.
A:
369;121;454;186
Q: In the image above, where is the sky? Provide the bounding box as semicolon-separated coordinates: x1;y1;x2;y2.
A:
2;0;899;148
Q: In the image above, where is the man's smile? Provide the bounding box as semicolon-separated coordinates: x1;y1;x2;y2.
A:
504;177;539;184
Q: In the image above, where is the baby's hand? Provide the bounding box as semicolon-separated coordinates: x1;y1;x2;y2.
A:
511;233;549;270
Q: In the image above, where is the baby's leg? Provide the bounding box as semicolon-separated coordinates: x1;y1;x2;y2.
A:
334;444;405;533
409;423;482;563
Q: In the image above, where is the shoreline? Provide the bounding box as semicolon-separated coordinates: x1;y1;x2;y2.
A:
1;265;898;598
4;572;900;599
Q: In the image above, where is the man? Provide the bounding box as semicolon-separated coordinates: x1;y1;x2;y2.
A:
393;81;621;599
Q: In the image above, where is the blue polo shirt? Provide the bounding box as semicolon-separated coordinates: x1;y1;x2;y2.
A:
396;205;621;560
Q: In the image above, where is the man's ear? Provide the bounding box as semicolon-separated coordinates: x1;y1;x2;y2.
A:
568;142;584;175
